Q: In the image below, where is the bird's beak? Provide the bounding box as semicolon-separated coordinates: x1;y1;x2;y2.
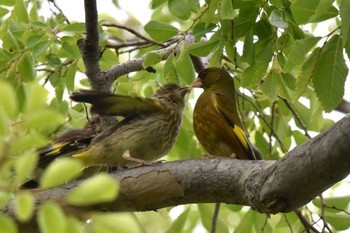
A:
177;87;189;97
189;77;203;89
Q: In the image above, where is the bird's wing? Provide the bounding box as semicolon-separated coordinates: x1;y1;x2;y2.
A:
212;93;256;160
70;90;164;117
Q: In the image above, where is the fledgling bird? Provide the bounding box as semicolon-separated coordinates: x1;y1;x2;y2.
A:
191;67;262;160
69;83;188;167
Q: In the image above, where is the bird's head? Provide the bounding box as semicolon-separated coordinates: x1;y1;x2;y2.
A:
153;83;189;108
190;67;234;90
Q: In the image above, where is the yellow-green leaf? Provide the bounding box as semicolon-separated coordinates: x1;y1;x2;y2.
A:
66;173;119;206
40;158;83;189
14;191;35;222
15;152;38;185
17;51;35;82
142;52;162;68
0;215;18;233
38;202;66;233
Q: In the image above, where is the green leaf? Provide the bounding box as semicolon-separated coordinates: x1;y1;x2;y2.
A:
13;0;29;23
326;213;350;231
269;9;288;29
23;83;48;112
0;82;18;119
313;35;348;112
40;158;83;189
284;37;321;73
163;54;180;84
340;0;350;60
32;40;50;60
0;215;18;233
313;195;350;210
142;52;162;68
0;7;9;18
15;152;38;185
174;50;195;85
296;47;321;98
219;0;234;19
91;213;142;233
38;202;66;233
66;173;119;206
241;62;268;89
186;39;220;57
168;0;191;20
151;0;167;9
261;71;278;102
166;207;190;233
22;109;65;134
292;130;309;145
65;62;77;91
291;0;338;24
144;20;179;42
62;23;86;33
14;191;35;222
65;217;84;233
17;51;35;82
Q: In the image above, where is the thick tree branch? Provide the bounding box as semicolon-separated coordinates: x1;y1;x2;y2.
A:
336;99;350;114
8;115;350;220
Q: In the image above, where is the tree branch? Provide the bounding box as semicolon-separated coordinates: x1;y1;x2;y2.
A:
7;115;350;217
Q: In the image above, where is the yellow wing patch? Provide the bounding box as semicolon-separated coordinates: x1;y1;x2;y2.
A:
73;151;90;159
232;125;249;150
213;98;249;150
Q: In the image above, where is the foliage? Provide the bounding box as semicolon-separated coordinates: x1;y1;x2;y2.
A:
0;0;349;232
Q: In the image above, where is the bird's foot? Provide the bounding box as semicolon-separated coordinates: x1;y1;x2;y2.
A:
122;150;162;167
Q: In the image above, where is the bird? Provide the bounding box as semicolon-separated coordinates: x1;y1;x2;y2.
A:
191;67;262;160
67;83;188;167
190;67;262;233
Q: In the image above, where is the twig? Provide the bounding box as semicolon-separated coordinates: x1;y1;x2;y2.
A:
237;91;287;153
294;209;320;233
103;23;166;48
210;203;220;233
48;0;70;24
282;98;311;139
283;213;294;233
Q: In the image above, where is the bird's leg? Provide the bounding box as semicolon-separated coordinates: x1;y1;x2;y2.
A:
122;150;162;167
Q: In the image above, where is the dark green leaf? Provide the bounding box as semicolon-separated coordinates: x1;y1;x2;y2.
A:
174;50;195;85
219;0;234;19
163;54;180;84
284;37;321;73
313;35;348;112
142;52;162;68
144;20;179;42
168;0;191;20
13;0;29;23
269;9;288;28
186;38;220;57
241;62;268;89
296;47;321;98
291;0;338;24
340;0;350;59
17;51;35;82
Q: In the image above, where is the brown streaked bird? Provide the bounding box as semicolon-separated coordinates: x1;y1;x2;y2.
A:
68;83;188;167
191;67;262;160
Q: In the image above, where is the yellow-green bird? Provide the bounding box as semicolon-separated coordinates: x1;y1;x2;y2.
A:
67;83;188;167
191;67;262;160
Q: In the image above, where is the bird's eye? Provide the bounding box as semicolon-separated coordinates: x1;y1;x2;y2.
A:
199;71;207;80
